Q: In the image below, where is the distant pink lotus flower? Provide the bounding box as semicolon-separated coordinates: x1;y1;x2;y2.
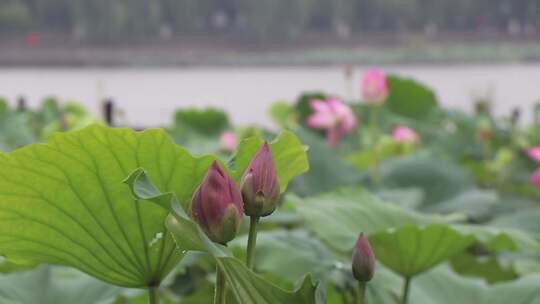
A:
220;131;237;152
531;169;540;186
362;69;388;105
392;126;420;144
306;98;358;147
527;146;540;185
527;147;540;163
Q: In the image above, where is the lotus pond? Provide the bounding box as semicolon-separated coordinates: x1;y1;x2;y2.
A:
0;71;540;304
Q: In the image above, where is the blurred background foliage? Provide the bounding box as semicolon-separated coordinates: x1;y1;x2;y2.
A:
1;0;540;42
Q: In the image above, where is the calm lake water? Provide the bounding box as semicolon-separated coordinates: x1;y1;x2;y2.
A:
1;64;539;127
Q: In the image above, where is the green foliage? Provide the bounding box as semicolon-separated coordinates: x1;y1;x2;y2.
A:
385;75;438;120
289;129;364;196
125;166;324;304
412;265;540;304
173;108;230;136
233;230;336;282
269;101;296;129
0;125;215;287
0;1;32;31
233;130;309;193
380;152;473;206
450;252;518;284
291;188;443;252
369;224;475;278
0;266;127;304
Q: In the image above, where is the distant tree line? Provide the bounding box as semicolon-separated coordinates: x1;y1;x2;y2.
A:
1;0;539;42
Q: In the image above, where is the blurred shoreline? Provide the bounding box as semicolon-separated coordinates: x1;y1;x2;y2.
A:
1;33;540;67
1;64;539;128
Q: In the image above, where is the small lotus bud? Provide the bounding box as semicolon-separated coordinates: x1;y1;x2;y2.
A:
220;131;237;153
392;126;420;144
531;169;540;186
191;161;244;245
362;68;388;105
352;233;375;282
241;143;280;217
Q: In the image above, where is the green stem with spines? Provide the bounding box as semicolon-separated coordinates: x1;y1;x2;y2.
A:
149;286;159;304
357;281;367;304
246;216;260;269
401;277;411;304
214;266;226;304
370;105;381;185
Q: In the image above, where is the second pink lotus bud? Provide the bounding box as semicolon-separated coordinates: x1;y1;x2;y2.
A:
241;143;280;217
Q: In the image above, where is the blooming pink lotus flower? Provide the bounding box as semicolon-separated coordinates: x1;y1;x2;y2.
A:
362;69;388;105
527;146;540;186
241;143;280;217
352;232;375;282
191;161;244;244
220;131;237;152
392;126;420;144
306;98;358;147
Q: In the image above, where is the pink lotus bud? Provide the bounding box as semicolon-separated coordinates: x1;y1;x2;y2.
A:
352;233;375;282
527;147;540;163
306;98;358;148
362;69;388;105
531;169;540;186
241;143;280;217
191;161;244;245
220;131;237;153
392;126;420;144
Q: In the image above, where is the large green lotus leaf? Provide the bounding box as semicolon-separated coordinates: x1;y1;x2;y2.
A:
233;130;309;193
385;75;438;120
411;265;540;304
292;188;539;255
376;187;425;210
0;125;217;287
452;224;540;252
290;188;444;252
369;224;475;278
491;209;540;236
0;266;128;304
125;169;325;304
450;252;518;284
423;189;498;221
380;152;473;205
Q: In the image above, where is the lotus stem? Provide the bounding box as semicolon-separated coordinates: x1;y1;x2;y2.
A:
357;281;367;304
246;216;260;269
370;106;381;185
149;286;160;304
401;277;411;304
